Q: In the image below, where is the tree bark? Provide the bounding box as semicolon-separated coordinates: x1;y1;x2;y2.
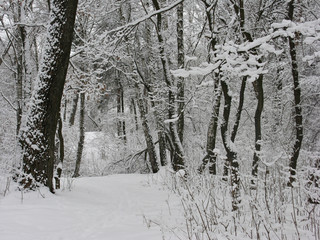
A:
232;0;264;184
134;54;168;167
199;0;221;174
151;0;185;171
19;0;78;193
136;85;159;173
73;92;85;178
287;0;303;185
251;75;264;183
177;2;184;144
116;72;126;142
69;92;79;126
13;1;26;136
55;114;64;189
130;98;139;131
221;80;240;211
199;76;221;174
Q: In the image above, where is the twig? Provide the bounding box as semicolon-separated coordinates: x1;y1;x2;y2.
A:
100;0;184;36
0;91;17;111
87;114;102;131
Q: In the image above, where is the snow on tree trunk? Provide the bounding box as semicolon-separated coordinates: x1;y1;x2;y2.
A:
73;92;85;178
55;114;64;189
176;2;184;144
221;80;240;211
151;0;185;171
287;0;303;185
19;0;78;193
69;92;79;126
251;75;264;184
13;1;26;136
136;84;159;173
199;1;221;174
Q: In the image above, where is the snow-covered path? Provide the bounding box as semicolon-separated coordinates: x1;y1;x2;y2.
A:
0;174;181;240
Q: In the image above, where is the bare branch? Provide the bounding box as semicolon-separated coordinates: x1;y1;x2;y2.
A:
0;91;17;111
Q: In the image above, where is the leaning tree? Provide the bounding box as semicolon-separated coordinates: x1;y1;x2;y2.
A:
19;0;78;193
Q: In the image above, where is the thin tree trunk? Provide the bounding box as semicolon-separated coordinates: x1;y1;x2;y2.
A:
287;0;303;185
221;80;240;211
73;92;85;178
151;0;185;171
14;5;26;136
140;3;168;167
33;37;39;72
199;0;220;174
134;55;168;167
15;59;23;135
233;0;264;184
19;0;78;192
121;83;127;142
136;85;159;173
63;98;67;121
199;76;221;174
131;98;139;131
55;114;64;189
116;75;126;142
69;92;79;126
231;77;247;142
222;76;246;177
177;2;184;143
251;75;264;184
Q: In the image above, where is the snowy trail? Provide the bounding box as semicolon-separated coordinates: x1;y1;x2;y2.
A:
0;174;181;240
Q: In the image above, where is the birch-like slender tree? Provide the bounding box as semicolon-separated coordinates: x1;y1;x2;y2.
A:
287;0;303;185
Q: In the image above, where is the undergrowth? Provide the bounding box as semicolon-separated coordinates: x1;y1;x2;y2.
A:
156;166;320;240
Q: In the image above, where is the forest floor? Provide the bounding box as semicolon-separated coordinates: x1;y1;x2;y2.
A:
0;173;183;240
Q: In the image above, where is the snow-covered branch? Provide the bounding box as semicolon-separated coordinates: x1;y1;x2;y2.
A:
172;18;320;81
100;0;184;36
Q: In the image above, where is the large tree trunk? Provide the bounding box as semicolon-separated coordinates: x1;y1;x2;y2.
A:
73;92;85;178
287;0;303;185
19;0;78;193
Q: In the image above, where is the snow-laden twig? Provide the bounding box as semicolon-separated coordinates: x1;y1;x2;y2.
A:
98;0;184;37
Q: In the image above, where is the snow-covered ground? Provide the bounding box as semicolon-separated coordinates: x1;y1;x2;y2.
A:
0;173;182;240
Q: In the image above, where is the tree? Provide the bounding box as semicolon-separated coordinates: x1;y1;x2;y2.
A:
151;0;185;171
73;91;85;178
19;0;78;193
135;82;159;173
176;1;185;143
198;0;221;175
287;0;303;185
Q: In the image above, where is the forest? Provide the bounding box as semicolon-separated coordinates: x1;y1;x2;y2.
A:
0;0;319;239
